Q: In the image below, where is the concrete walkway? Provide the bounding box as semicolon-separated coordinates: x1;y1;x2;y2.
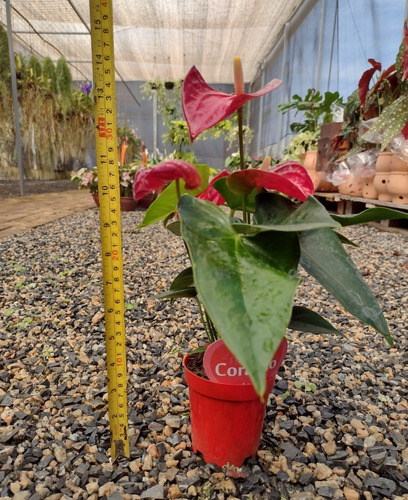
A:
0;190;96;239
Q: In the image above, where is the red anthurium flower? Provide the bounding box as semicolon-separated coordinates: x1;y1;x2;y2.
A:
227;161;314;202
133;160;202;200
196;169;230;205
182;66;282;142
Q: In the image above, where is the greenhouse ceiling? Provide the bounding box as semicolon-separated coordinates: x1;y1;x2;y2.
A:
0;0;317;84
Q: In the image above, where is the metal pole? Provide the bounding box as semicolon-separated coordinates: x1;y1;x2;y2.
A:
276;23;289;159
6;0;25;196
315;0;327;91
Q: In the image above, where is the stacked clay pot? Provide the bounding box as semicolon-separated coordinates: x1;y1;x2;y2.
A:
387;155;408;204
338;174;364;196
373;152;393;201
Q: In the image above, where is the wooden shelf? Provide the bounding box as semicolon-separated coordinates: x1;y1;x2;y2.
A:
314;192;408;233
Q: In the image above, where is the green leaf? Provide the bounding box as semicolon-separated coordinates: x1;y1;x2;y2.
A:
178;194;300;397
150;287;197;301
362;95;408;150
234;193;340;234
331;207;408;227
299;228;393;346
166;221;182;236
170;267;194;290
288;306;345;336
213;177;257;212
137;164;209;228
334;231;359;247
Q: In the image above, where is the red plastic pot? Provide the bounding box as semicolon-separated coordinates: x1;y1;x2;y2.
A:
183;343;286;467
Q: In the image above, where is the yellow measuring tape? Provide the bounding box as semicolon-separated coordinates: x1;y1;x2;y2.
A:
89;0;129;461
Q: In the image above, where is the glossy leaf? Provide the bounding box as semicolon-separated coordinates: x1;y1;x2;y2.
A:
227;162;314;201
178;194;300;396
182;65;282;141
166;221;182;236
234;193;339;234
151;287;197;301
137;164;209;228
213;177;258;212
331;206;408;226
288;306;345;336
170;267;194;290
299;228;393;346
334;232;359;247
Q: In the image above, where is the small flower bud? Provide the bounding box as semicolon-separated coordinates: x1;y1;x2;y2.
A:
260;156;271;171
234;57;244;95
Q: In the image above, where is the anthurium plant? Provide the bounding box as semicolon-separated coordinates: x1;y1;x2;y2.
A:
134;58;408;398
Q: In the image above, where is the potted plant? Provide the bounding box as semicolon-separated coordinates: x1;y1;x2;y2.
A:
332;26;408;199
133;59;408;467
70;162;155;211
278;89;343;191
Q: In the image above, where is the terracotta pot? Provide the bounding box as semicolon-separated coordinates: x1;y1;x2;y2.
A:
137;192;157;209
338;175;364;196
373;174;391;201
387;172;408;204
183;339;287;467
392;155;408;173
375;152;393;173
315;172;337;192
373;153;393;201
302;151;320;190
362;176;377;200
92;194;139;211
303;150;318;172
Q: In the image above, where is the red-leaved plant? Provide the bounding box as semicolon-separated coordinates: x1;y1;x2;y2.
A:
134;58;407;397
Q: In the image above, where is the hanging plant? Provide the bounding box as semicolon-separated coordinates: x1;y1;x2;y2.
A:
56;56;72;113
42;56;58;94
0;25;10;83
27;55;42;80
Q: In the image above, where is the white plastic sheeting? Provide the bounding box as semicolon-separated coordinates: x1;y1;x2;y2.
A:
1;0;307;83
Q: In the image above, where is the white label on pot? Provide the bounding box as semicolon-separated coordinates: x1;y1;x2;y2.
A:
203;338;287;385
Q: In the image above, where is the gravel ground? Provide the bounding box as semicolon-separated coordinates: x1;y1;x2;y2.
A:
0;208;408;500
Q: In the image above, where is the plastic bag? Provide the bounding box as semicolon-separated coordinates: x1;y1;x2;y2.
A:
345;150;377;178
331;103;344;123
326;163;351;186
359;118;383;144
389;134;408;161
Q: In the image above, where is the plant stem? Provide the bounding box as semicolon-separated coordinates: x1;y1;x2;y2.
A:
237;106;248;222
195;297;212;342
175;178;181;200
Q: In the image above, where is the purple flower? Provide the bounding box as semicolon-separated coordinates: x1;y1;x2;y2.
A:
81;82;92;95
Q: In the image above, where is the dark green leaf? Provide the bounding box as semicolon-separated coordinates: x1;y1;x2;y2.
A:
334;231;359;247
170;267;194;290
213;177;257;212
331;207;408;227
150;287;197;301
289;306;345;336
299;228;393;345
235;193;340;234
166;221;182;236
178;194;300;397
